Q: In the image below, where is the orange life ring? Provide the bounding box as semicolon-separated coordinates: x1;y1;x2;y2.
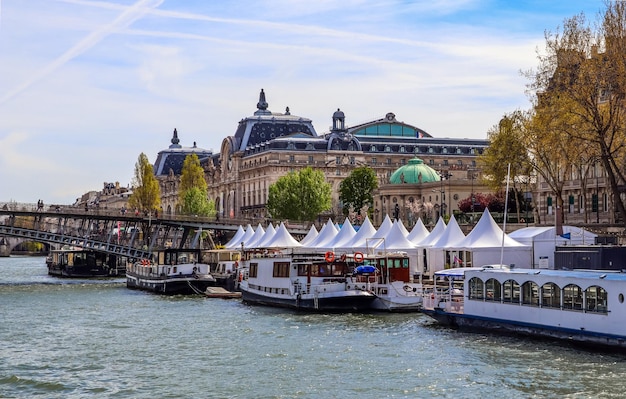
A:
354;252;364;262
325;251;335;263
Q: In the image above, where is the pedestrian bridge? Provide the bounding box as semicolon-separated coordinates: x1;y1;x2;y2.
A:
0;202;308;258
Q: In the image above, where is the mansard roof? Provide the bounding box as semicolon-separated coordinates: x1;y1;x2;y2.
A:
153;129;213;176
232;89;318;152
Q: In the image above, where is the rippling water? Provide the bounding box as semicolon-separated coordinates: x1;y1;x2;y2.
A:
2;256;626;398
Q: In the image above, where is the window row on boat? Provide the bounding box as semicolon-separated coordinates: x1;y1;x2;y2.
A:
467;277;609;314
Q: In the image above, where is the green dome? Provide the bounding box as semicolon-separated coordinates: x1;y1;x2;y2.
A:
389;158;440;184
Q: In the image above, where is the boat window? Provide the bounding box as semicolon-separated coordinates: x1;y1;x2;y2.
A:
521;281;540;307
468;277;484;300
273;262;290;278
249;263;258;278
502;279;520;304
402;258;409;268
563;284;583;311
541;282;560;308
485;278;501;301
585;285;608;313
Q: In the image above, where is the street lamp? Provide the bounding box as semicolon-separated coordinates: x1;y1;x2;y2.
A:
438;171;452;217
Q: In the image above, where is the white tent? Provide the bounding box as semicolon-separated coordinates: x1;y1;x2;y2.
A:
455;209;531;268
415;217;446;247
224;225;245;248
414;217;446;275
264;222;302;248
509;225;597;269
227;224;254;249
299;225;319;246
375;220;417;251
371;215;394;240
395;219;411;238
407;218;429;244
243;223;265;248
306;219;338;249
252;223;276;248
340;215;378;250
325;218;357;249
428;215;466;272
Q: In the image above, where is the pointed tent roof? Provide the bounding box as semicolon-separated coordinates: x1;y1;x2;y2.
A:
431;215;466;248
395;219;410;238
306;219;338;248
370;215;394;240
407;218;429;244
415;217;447;246
299;225;319;246
253;223;277;248
326;218;357;248
227;224;254;249
243;224;265;248
264;223;302;248
459;209;527;248
341;215;378;249
224;225;245;248
373;221;416;250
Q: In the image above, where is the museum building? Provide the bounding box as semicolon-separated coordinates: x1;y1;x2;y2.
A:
151;89;490;226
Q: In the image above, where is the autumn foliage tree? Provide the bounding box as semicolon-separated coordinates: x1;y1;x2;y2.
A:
128;153;160;213
525;1;626;224
178;153;215;216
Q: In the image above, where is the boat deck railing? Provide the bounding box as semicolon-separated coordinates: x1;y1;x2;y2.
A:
422;288;465;313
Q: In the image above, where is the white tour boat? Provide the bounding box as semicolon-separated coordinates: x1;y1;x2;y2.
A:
238;249;376;311
421;265;626;350
126;249;216;295
343;251;423;312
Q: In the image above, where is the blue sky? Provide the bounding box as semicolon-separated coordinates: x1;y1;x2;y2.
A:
0;0;604;204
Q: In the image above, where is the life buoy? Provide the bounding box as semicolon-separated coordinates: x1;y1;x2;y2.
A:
325;251;335;263
354;252;364;262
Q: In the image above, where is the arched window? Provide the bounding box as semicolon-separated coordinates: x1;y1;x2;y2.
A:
585;285;608;313
468;277;484;300
502;279;520;303
563;284;583;310
541;282;560;308
485;278;501;301
521;281;540;306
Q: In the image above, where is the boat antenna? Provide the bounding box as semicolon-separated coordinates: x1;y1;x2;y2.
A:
500;163;511;267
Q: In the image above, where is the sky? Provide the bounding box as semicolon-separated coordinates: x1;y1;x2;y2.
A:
0;0;606;205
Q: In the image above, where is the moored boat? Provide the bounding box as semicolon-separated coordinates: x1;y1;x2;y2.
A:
421;265;626;350
126;249;216;295
344;251;423;312
238;249;375;311
47;247;126;278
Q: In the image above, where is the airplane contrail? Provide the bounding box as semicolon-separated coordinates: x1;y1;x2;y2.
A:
0;0;163;104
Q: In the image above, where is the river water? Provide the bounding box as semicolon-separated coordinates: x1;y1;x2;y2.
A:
2;256;626;398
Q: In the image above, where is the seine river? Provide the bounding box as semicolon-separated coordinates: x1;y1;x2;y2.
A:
2;256;626;398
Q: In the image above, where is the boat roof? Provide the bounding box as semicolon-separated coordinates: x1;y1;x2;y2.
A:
435;265;626;282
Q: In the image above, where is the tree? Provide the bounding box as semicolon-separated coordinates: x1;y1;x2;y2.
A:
525;2;626;225
128;153;161;213
339;166;379;217
178;153;215;216
266;167;332;222
478;111;532;223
